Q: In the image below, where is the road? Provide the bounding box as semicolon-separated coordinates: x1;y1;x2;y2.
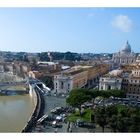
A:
43;95;66;114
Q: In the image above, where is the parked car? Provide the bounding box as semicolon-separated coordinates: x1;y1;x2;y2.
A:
76;119;84;127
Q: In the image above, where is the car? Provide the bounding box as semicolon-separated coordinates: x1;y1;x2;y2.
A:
51;109;57;114
61;94;65;97
52;121;57;128
76;119;84;127
81;105;86;108
60;113;66;117
83;122;96;129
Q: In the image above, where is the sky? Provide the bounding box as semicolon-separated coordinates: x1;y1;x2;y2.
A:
0;8;140;53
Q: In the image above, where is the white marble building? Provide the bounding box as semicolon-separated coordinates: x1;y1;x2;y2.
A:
112;41;136;66
99;70;123;90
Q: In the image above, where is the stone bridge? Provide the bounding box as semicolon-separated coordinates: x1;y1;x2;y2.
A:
0;82;29;95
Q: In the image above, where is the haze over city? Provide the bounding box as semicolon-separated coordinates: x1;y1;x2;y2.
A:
0;8;140;53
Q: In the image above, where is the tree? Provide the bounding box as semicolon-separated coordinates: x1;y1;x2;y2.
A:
66;89;91;116
94;107;108;132
109;115;118;132
128;114;140;132
116;116;131;132
90;89;125;99
106;105;118;118
40;76;53;89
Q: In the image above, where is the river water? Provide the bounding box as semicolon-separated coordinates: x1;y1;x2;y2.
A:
0;93;35;132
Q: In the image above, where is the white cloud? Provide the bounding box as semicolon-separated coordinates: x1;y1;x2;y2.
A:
111;15;133;32
87;13;95;18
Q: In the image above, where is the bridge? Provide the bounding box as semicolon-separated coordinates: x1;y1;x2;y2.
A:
0;81;29;95
0;81;28;86
0;89;28;95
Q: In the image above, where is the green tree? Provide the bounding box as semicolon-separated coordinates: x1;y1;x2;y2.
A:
128;114;140;132
40;76;53;89
109;115;118;132
116;116;131;132
106;105;118;118
66;89;91;116
94;107;108;132
90;89;125;99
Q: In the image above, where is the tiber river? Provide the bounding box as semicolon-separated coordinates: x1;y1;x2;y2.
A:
0;86;35;132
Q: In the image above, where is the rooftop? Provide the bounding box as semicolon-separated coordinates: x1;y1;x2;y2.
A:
63;68;86;76
38;61;58;65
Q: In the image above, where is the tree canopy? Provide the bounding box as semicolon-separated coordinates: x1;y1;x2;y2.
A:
95;105;140;132
66;89;91;108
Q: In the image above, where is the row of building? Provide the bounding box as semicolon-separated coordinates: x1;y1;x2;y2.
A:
53;41;140;99
99;64;140;99
53;64;109;94
0;62;30;78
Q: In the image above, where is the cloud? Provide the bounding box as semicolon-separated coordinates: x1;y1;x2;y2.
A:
87;13;95;18
111;15;133;32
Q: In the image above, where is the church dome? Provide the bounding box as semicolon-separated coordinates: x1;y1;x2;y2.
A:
121;41;131;53
136;54;140;62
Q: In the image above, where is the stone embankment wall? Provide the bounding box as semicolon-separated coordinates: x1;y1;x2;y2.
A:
21;85;42;132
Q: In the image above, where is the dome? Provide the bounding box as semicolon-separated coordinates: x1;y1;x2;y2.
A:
121;41;131;53
136;54;140;62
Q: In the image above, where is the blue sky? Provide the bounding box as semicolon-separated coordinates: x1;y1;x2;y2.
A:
0;8;140;53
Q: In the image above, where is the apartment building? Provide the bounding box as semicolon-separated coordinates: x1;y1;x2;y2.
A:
124;68;140;99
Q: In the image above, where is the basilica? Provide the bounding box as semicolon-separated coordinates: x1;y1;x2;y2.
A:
112;41;136;66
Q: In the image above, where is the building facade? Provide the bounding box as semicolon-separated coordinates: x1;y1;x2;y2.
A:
54;68;88;94
124;68;140;99
99;70;123;90
54;64;109;94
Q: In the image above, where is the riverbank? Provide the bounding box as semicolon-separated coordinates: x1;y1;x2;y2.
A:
21;85;45;132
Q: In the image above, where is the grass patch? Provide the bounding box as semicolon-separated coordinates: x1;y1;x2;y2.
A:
67;108;93;122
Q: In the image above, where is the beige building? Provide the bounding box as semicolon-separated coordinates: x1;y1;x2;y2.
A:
54;64;109;94
54;66;88;94
123;68;140;99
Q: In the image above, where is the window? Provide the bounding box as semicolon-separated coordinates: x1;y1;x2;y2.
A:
68;83;70;89
108;85;111;90
134;88;135;91
61;81;64;89
55;82;57;88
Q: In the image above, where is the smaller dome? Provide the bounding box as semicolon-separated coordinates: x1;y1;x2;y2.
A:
136;54;140;62
121;41;131;53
